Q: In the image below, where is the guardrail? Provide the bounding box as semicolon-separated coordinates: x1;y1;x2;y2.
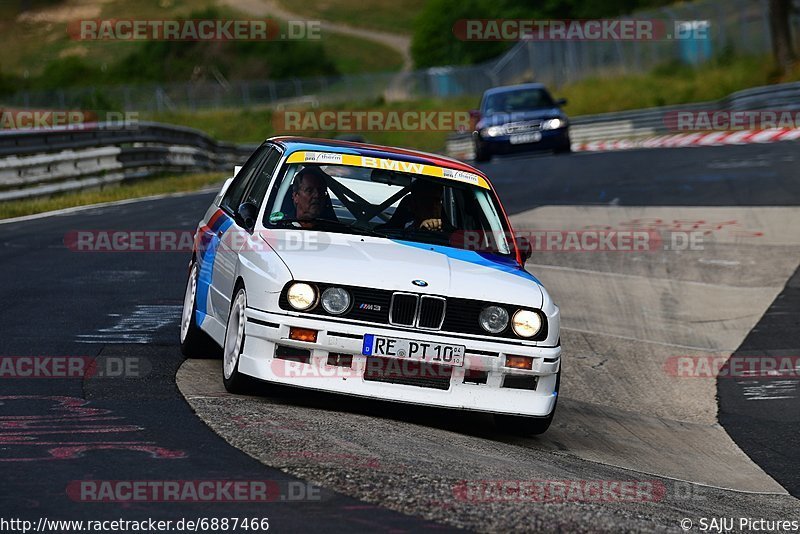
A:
447;81;800;159
0;122;256;202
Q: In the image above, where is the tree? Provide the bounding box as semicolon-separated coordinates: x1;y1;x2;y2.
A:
769;0;796;72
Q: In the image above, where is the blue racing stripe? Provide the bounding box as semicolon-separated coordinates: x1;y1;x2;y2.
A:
195;212;233;326
391;240;541;284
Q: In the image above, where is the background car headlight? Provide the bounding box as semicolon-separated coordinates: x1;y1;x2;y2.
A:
479;305;509;333
321;287;351;315
287;282;316;310
541;118;567;130
482;126;504;137
512;309;542;338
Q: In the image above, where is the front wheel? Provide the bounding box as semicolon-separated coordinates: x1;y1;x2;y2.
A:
222;286;251;393
474;139;491;162
494;370;560;435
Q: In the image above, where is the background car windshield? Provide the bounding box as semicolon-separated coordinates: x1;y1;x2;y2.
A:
483;89;554;114
264;162;512;255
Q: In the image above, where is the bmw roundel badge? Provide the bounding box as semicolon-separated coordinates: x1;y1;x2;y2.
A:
412;279;428;287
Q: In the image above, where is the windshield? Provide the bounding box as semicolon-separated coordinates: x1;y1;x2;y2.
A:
482;88;554;114
263;161;513;256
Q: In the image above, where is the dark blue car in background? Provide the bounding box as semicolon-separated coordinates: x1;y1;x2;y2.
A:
472;83;571;161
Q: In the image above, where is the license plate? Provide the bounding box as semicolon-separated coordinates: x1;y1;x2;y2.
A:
362;334;465;367
510;132;542;144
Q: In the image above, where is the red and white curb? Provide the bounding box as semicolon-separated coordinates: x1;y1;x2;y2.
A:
573;128;800;152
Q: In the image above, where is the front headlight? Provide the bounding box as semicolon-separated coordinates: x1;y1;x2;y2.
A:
287;282;316;310
321;287;351;315
512;309;542;338
479;305;509;333
541;118;567;130
482;126;504;137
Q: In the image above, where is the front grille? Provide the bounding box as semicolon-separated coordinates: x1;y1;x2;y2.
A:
417;296;446;329
505;120;542;133
390;293;418;326
363;357;452;390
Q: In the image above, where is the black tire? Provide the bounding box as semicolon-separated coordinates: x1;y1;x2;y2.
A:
180;261;222;358
494;370;560;435
222;285;252;394
554;141;572;154
474;139;491;162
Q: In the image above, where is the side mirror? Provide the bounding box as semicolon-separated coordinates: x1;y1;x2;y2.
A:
556;97;568;107
515;236;533;265
237;202;259;233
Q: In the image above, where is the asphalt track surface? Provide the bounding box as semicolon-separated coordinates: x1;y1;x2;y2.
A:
0;141;799;532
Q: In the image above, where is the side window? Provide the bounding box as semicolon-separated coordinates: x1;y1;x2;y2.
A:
241;148;283;210
220;146;272;214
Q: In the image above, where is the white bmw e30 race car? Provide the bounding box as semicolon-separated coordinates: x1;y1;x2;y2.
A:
180;137;561;434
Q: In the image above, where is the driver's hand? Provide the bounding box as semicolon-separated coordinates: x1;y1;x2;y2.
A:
420;218;443;231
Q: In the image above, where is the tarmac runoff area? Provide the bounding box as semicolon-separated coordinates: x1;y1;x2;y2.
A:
177;205;800;531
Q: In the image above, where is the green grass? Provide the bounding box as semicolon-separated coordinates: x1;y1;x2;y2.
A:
274;0;423;34
0;172;225;220
557;55;800;116
146;95;477;150
322;33;403;74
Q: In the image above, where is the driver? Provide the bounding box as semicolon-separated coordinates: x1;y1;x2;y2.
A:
291;167;329;228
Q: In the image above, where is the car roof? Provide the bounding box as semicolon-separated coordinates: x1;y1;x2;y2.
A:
482;83;548;97
268;136;490;181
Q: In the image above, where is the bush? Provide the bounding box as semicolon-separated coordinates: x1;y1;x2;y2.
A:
107;8;338;83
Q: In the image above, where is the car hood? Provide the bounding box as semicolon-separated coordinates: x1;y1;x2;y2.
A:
262;231;543;308
478;108;564;128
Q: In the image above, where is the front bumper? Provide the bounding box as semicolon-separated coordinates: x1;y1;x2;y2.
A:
476;128;571;155
239;307;561;417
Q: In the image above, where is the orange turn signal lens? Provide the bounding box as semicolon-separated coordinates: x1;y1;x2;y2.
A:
504;355;533;370
289;327;318;343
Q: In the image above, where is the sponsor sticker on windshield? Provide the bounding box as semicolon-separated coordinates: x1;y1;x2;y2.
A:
287;151;490;189
302;152;344;164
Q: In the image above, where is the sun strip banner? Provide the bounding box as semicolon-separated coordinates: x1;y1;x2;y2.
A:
286;151;490;189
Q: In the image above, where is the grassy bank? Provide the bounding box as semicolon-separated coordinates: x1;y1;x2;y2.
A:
0;172;225;220
146;95;477;150
557;55;800;116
